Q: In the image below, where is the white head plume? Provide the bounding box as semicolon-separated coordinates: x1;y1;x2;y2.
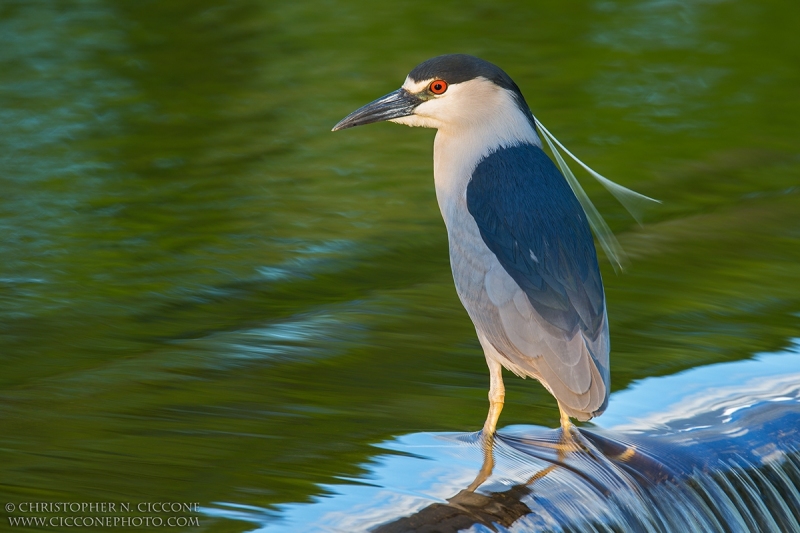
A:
534;117;660;272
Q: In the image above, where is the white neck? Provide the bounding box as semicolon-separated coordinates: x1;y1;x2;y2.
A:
390;78;542;223
432;100;541;222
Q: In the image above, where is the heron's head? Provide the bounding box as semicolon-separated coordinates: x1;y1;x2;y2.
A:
332;54;536;134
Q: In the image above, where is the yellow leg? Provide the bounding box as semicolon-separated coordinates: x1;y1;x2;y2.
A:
468;357;504;492
521;407;579;485
482;356;505;435
520;406;581;455
559;408;572;432
557;404;582;454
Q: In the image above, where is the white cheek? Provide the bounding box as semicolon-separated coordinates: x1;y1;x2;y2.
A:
414;95;471;129
389;115;441;128
412;98;454;122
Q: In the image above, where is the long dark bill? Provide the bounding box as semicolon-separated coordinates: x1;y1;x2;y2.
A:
332;88;422;131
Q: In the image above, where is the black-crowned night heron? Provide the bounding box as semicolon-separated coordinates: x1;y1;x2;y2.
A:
333;54;652;437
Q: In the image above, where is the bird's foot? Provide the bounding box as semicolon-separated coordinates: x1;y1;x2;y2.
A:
613;445;637;462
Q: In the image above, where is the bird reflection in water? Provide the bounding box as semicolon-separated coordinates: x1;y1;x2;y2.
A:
202;351;800;532
329;56;800;532
374;398;800;533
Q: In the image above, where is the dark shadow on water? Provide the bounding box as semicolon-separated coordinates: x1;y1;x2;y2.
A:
205;346;800;532
374;400;800;532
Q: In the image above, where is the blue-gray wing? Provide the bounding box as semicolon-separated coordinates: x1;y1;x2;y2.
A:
466;143;609;418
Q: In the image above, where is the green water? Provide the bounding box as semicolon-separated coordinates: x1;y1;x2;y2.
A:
1;0;799;530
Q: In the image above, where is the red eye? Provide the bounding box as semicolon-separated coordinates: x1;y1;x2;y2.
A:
429;80;448;95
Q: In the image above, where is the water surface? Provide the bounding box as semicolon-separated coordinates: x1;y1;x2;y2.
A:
1;0;799;531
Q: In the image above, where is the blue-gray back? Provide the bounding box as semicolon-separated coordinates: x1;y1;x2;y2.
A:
466;143;605;339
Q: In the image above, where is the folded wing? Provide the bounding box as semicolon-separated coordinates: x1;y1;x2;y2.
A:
466;143;610;419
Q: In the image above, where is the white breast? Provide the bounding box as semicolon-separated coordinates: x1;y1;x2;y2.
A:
430;94;540;341
430;83;540;262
